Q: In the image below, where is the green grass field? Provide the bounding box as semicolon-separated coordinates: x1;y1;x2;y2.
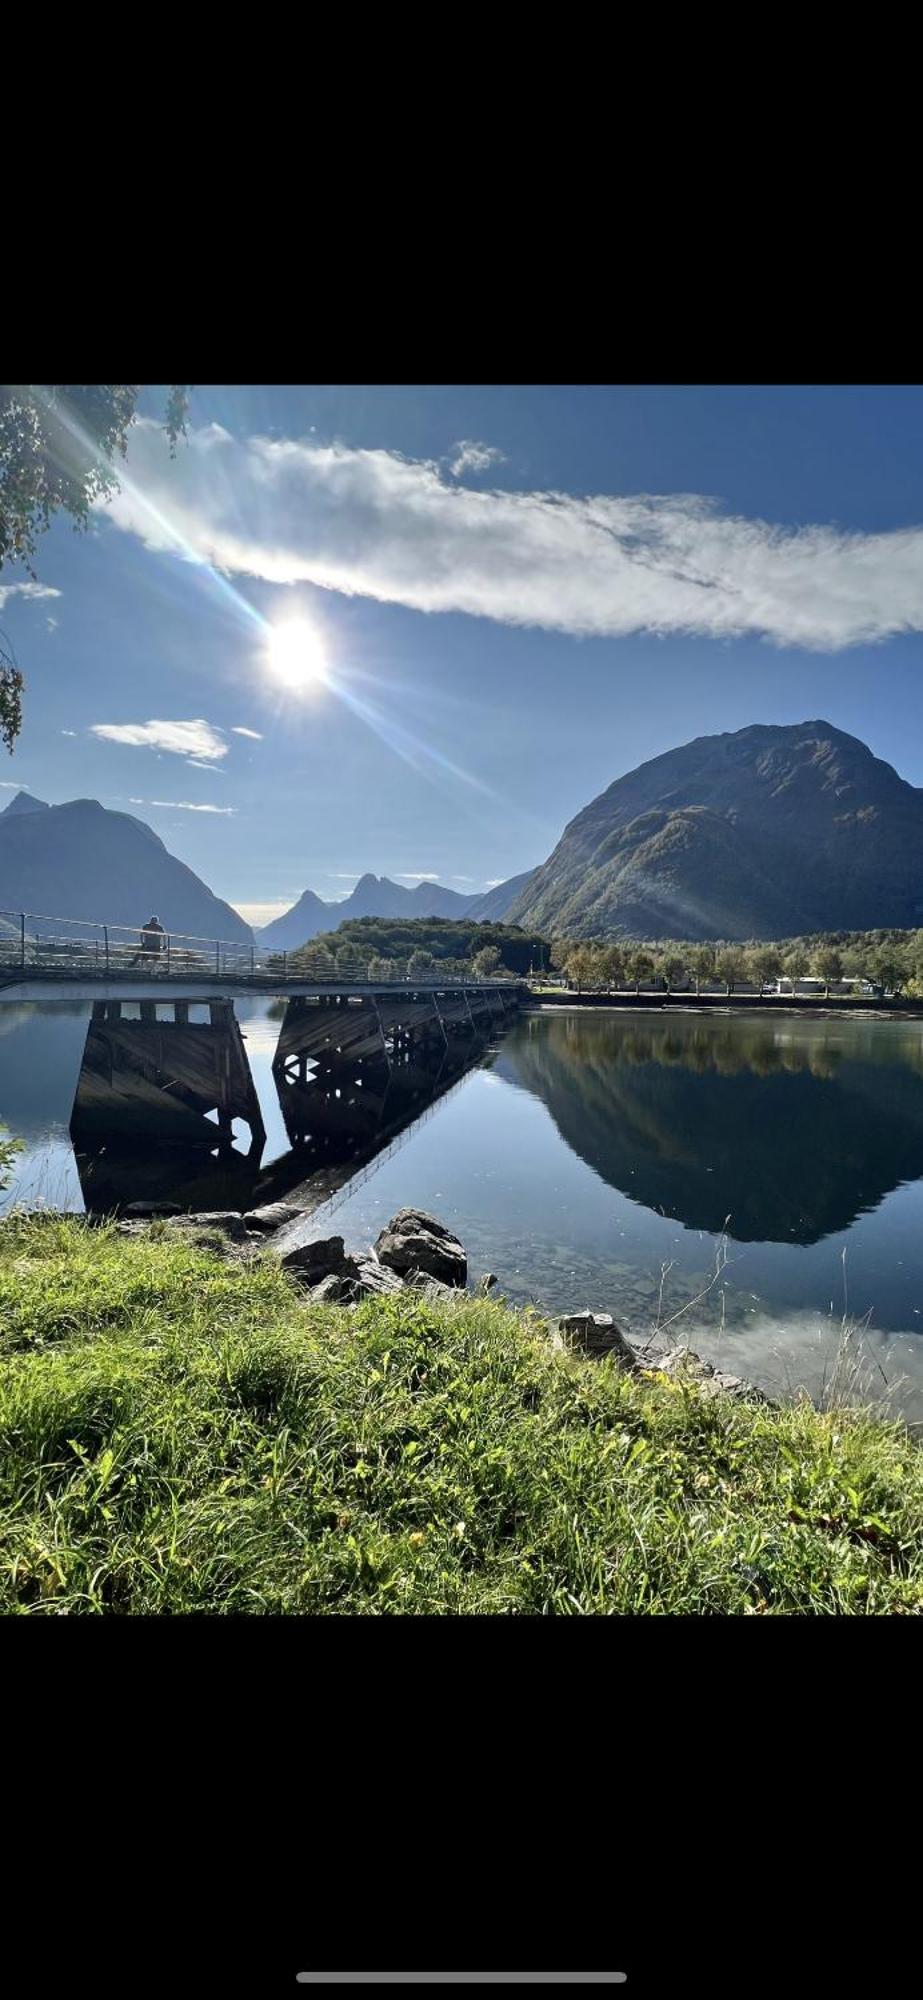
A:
0;1215;920;1613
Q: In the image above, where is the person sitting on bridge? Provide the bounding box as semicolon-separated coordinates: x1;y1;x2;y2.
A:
140;914;166;956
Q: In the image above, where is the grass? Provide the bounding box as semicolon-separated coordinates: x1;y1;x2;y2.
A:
0;1213;921;1614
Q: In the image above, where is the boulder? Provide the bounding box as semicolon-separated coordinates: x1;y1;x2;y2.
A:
123;1200;181;1218
654;1344;770;1403
281;1236;357;1284
242;1202;305;1233
168;1211;250;1241
303;1272;354;1305
373;1209;467;1288
349;1259;406;1299
404;1270;459;1303
557;1311;640;1368
476;1272;498;1295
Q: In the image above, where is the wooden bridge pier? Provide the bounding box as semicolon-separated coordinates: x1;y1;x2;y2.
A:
70;997;267;1159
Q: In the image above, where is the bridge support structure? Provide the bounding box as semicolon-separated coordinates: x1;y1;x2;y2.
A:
70;997;266;1159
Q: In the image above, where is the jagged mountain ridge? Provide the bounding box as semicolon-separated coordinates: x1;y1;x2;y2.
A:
257;868;535;950
508;720;923;940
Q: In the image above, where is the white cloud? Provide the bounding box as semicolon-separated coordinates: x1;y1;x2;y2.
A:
0;780;33;789
396;871;439;881
47;616;59;632
485;879;504;887
61;729;77;737
231;726;263;739
90;718;228;761
448;440;506;478
148;800;236;814
0;582;62;611
453;874;475;882
96;419;923;654
185;758;224;771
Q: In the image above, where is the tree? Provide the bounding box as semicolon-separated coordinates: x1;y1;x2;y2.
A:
687;944;716;996
813;945;843;999
715;945;746;995
0;385;191;751
407;949;436;977
663;951;688;993
623;948;654;994
472;945;503;979
750;945;782;993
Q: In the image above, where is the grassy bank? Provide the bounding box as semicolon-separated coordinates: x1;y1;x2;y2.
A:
1;1215;921;1614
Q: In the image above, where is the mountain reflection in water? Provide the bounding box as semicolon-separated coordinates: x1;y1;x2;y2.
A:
496;1011;923;1245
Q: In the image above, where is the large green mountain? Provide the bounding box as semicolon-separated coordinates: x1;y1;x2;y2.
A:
508;720;923;940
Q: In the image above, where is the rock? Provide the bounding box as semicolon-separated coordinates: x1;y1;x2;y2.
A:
404;1270;459;1303
281;1236;356;1283
557;1311;640;1368
123;1200;181;1218
168;1211;249;1241
242;1202;305;1233
374;1209;467;1288
477;1273;498;1294
303;1272;353;1304
655;1344;770;1403
349;1259;406;1298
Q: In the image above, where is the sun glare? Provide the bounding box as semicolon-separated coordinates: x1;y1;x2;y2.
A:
265;618;329;693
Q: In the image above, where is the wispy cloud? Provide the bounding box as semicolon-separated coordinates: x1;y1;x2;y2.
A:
185;758;224;772
396;871;440;881
47;616;59;632
231;726;263;740
452;874;475;882
61;729;77;737
0;582;62;611
448;440;506;478
0;780;34;790
154;800;235;814
130;797;236;815
99;420;923;653
91;718;228;761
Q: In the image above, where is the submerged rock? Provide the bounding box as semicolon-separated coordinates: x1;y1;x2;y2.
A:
556;1311;640;1368
374;1208;467;1288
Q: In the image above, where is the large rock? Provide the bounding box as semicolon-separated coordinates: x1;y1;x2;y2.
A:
656;1344;770;1403
303;1272;354;1305
281;1236;357;1284
243;1202;305;1233
556;1311;640;1368
404;1270;460;1304
123;1200;181;1218
167;1211;250;1241
348;1259;406;1299
373;1209;467;1288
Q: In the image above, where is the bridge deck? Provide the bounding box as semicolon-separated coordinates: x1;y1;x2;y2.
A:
0;972;524;1004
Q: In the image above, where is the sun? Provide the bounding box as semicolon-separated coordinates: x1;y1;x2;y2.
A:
265;617;329;693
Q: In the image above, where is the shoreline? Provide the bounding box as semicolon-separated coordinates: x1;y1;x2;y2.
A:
524;995;923;1019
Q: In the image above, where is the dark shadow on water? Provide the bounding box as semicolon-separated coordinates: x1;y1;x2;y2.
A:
498;1011;923;1244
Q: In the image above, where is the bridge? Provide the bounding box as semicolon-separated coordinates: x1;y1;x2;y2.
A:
0;908;525;1214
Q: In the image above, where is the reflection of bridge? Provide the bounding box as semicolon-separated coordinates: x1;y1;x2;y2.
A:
60;977;523;1215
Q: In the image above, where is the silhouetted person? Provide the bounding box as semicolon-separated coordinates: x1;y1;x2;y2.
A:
141;914;166;956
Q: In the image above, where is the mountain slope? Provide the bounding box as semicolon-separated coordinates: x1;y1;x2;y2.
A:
257;868;535;950
0;799;253;942
508;721;923;940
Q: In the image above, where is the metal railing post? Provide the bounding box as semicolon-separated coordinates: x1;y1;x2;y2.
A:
104;924;110;974
251;944;255;975
20;913;25;969
215;938;220;975
166;932;171;972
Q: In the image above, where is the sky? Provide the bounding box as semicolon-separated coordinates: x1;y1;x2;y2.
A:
4;382;923;927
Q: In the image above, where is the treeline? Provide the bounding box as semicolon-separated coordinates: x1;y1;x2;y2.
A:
554;928;923;997
285;916;551;979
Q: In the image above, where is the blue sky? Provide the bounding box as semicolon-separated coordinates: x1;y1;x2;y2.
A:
3;383;923;925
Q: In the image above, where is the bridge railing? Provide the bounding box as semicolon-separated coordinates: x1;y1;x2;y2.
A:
0;910;521;985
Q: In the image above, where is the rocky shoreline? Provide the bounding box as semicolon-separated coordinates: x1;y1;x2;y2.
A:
113;1198;770;1405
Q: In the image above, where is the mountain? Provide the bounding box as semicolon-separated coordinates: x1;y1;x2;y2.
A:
1;789;50;819
464;870;536;921
257;868;535;950
508;721;923;941
0;798;253;943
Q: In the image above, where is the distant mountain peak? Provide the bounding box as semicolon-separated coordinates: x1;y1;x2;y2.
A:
1;789;49;818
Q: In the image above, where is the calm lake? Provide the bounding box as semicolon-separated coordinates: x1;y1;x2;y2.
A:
3;997;923;1417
